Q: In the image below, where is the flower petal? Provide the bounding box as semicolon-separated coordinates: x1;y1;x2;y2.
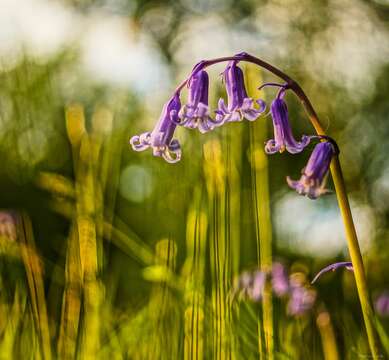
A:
130;132;151;152
256;98;267;113
265;139;281;154
285;135;311;154
243;108;262;121
217;98;229;114
162;142;182;163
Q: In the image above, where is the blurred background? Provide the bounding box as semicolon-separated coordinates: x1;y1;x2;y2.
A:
1;0;389;358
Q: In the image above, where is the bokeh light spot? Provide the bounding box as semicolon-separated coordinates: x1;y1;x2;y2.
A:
119;164;153;203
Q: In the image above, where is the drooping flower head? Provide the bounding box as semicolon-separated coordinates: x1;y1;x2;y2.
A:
215;60;265;123
265;87;310;154
177;70;223;133
287;140;336;199
130;94;182;163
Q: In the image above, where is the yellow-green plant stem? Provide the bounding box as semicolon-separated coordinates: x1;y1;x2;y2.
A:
316;311;339;360
183;188;207;360
204;139;232;359
18;213;52;360
330;157;379;358
246;64;274;360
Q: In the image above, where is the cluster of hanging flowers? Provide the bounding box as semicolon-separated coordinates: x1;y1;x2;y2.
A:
129;52;338;199
231;263;317;316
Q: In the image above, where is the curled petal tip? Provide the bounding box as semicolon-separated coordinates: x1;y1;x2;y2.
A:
265;139;281;154
285;135;311;154
162;151;181;163
129;133;151;152
256;98;267;112
161;141;182;163
286;176;297;188
129;135;138;146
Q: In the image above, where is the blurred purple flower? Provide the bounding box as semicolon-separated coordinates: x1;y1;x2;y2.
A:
311;261;353;284
272;262;289;297
287;141;336;199
265;89;310;154
249;270;266;301
232;263;289;302
375;292;389;317
215;61;265;123
0;211;17;241
233;265;316;316
178;70;223;133
287;285;316;316
130;94;182;163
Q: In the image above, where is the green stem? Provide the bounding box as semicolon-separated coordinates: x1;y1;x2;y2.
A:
330;158;379;359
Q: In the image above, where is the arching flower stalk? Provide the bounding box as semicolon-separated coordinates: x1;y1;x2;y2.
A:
130;94;182;163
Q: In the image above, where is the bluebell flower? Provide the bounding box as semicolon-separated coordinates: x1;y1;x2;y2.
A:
232;263;289;302
215;61;265;123
249;270;266;301
232;269;265;302
265;89;310;154
130;94;182;163
272;262;289;297
287;141;336;199
311;261;353;284
287;285;316;316
287;272;316;316
177;70;223;133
